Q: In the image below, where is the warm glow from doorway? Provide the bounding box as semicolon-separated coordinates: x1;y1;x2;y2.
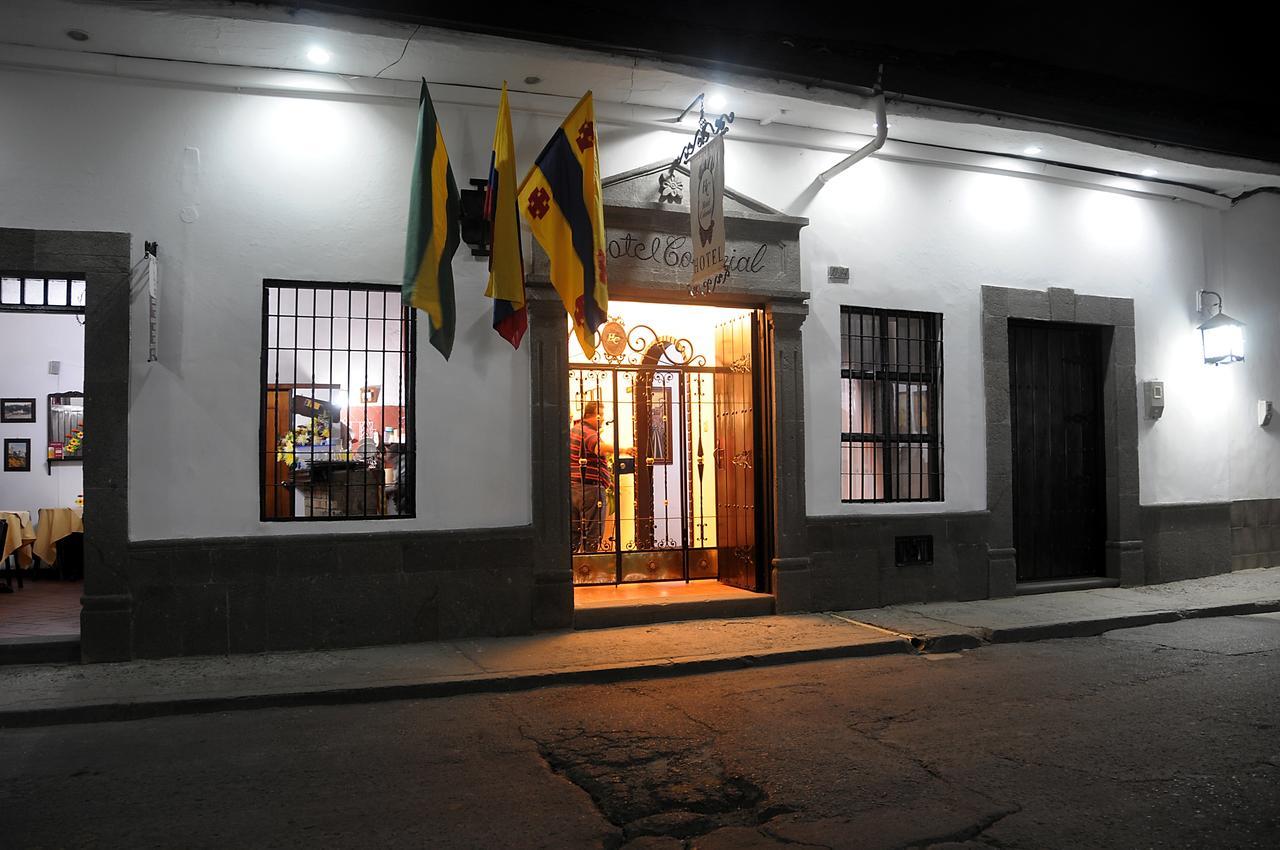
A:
567;300;752;365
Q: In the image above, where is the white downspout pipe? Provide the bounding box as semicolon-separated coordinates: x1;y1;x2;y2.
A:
818;85;887;184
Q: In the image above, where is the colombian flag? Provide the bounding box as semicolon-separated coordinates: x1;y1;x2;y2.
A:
519;91;608;358
484;84;527;349
402;79;460;360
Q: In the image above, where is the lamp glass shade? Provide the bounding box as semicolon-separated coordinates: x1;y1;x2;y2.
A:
1199;311;1245;364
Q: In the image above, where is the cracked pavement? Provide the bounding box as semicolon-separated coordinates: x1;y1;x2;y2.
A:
2;614;1277;848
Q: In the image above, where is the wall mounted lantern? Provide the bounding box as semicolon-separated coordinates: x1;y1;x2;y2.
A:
1197;290;1245;365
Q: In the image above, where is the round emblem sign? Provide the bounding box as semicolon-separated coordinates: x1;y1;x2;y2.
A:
601;320;627;358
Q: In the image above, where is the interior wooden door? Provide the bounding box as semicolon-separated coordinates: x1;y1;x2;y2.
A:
263;388;293;519
713;313;760;590
1009;321;1107;581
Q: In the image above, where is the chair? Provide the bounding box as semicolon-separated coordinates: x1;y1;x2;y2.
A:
55;531;85;581
1;517;21;592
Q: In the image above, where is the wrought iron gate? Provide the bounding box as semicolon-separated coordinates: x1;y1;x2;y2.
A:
569;313;762;588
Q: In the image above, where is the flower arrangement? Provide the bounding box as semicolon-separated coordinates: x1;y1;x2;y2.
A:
275;420;332;468
65;426;84;457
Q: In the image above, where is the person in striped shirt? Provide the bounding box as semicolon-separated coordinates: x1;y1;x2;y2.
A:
570;401;634;553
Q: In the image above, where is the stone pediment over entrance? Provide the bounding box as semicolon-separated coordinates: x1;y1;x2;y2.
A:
528;159;809;304
600;160;807;302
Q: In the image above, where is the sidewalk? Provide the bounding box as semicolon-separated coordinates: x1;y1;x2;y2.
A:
0;613;910;728
842;566;1280;651
2;568;1277;728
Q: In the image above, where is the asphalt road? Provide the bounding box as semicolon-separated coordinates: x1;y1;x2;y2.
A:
2;614;1278;849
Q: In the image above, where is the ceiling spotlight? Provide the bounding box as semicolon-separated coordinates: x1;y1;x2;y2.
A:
66;29;90;42
1024;145;1042;155
307;46;332;65
523;75;541;85
707;93;727;111
1141;167;1158;177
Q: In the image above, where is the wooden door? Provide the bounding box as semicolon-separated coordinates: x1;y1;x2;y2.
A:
1009;321;1107;581
263;388;293;519
713;313;761;590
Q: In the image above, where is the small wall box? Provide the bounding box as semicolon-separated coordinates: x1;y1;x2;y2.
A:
1143;380;1165;419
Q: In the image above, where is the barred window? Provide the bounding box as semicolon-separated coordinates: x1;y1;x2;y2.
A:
840;307;943;502
260;281;415;521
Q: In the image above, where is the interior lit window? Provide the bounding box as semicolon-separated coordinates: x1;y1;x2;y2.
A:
840;306;944;502
0;274;86;314
260;281;416;521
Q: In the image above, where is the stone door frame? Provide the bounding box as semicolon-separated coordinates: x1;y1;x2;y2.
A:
981;285;1143;594
527;285;814;627
0;227;132;661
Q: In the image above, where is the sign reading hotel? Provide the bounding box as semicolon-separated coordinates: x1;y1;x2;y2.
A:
688;134;728;294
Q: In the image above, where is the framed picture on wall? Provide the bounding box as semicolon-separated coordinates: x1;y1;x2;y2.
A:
4;438;31;472
1;398;36;423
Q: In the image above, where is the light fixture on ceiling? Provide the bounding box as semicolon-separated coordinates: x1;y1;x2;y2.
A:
1197;290;1245;365
523;75;541;85
66;29;90;42
1141;167;1158;177
706;92;727;111
1024;145;1042;155
307;46;332;65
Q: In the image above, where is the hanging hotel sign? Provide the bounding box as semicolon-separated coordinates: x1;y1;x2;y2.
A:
688;134;728;296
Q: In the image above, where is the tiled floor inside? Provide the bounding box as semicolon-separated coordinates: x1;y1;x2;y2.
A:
574;578;767;609
0;578;82;638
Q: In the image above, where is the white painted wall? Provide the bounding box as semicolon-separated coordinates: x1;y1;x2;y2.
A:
3;64;1277;540
712;144;1255;513
0;69;552;539
0;313;85;517
1223;193;1280;501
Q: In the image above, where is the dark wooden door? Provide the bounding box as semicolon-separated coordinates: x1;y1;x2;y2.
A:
263;388;294;519
1009;321;1107;581
713;313;762;590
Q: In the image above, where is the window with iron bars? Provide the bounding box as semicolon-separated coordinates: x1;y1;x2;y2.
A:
840;306;943;502
260;281;416;521
0;274;86;314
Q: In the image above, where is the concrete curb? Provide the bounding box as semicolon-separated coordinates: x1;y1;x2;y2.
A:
0;635;912;729
981;599;1280;644
851;599;1280;652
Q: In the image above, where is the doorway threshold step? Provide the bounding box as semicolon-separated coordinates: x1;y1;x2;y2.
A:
0;635;80;666
573;581;774;630
1015;576;1121;596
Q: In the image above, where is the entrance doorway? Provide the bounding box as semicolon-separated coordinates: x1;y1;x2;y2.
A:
1;273;87;653
1008;320;1107;582
568;301;767;592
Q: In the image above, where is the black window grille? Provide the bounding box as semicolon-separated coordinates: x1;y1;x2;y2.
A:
0;273;86;314
260;281;415;521
840;306;943;502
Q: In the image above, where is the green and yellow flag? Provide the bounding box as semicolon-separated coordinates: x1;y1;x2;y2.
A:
402;79;460;360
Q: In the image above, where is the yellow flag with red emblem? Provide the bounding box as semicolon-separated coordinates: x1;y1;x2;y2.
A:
518;92;608;357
